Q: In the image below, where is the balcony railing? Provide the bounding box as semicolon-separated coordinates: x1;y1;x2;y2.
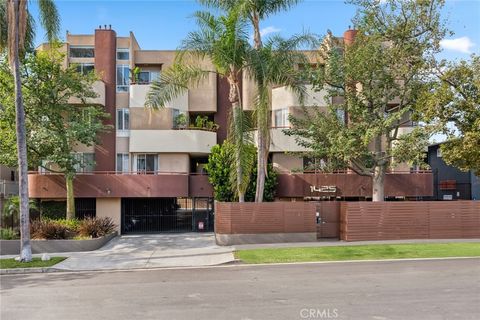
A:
0;180;19;197
129;129;216;153
129;84;188;109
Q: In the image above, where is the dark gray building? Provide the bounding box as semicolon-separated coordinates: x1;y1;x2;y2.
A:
426;143;480;200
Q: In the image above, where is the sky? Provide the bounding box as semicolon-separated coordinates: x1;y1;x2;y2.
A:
29;0;480;61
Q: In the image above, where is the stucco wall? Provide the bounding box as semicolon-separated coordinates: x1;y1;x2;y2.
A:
272;153;303;173
96;198;121;233
158;154;189;173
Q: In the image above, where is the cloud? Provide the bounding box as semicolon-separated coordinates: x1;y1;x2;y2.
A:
440;36;475;54
259;26;281;37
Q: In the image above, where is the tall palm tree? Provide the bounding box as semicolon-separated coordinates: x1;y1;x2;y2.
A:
146;10;254;202
199;0;305;202
1;0;59;261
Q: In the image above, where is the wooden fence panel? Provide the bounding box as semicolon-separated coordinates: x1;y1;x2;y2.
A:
341;201;480;241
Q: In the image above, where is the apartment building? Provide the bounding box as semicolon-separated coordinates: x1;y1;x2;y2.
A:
29;27;433;234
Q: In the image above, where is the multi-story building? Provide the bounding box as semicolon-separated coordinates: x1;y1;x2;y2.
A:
29;27;433;234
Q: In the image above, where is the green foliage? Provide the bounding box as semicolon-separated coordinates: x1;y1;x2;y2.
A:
38;201;66;220
205;142;277;201
245;163;278;202
29;217;115;240
30;219;72;240
0;228;19;240
173;113;188;129
288;0;446;181
78;217;116;238
420;56;480;174
129;66;141;83
0;47;111;173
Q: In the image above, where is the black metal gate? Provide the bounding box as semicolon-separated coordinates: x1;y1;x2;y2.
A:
121;197;214;234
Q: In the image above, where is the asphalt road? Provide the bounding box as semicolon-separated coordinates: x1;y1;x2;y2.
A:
1;259;479;320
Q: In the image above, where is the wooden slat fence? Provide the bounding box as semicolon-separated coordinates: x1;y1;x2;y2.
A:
340;201;480;241
215;202;316;235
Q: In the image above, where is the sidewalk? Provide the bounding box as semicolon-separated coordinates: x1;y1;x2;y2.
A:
2;233;235;272
232;238;480;250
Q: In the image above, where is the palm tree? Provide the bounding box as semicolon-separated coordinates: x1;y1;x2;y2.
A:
1;0;59;261
146;10;254;202
199;0;306;202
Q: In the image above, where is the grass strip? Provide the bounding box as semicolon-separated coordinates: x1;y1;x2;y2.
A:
235;243;480;264
0;257;66;269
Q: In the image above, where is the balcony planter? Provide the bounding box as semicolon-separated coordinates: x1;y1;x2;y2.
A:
0;232;117;256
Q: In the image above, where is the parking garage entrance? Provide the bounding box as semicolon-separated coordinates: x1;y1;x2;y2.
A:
121;197;214;234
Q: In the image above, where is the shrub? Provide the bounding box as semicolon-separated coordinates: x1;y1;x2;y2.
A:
78;217;116;238
49;218;80;231
0;228;19;240
30;220;73;240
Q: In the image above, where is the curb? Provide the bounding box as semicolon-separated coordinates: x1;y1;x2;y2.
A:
0;267;63;275
1;256;479;275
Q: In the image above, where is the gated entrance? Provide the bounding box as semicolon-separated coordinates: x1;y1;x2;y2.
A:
315;202;340;239
121;197;214;234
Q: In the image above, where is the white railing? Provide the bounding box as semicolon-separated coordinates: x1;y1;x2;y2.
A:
0;180;19;197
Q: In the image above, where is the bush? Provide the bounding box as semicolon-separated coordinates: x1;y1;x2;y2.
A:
0;228;19;240
78;217;116;238
49;218;80;231
39;201;66;219
30;220;73;240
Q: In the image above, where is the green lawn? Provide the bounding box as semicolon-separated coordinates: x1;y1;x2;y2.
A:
235;243;480;264
0;257;66;269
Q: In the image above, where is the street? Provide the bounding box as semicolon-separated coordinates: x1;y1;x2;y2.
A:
1;258;479;320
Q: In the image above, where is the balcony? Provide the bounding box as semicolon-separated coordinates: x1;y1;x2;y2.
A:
129;84;188;110
272;85;329;109
276;172;433;198
254;128;309;153
129;129;216;153
68;80;105;106
28;172;213;198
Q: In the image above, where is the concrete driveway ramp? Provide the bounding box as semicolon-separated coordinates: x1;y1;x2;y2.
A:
54;233;235;271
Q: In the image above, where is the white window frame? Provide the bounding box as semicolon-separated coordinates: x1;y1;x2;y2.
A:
116;48;130;61
116;65;130;92
75;63;95;75
116;153;130;173
274;108;290;128
133;154;158;174
69;46;95;58
116;108;130;137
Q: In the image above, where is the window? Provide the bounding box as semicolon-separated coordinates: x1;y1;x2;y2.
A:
70;46;94;58
73;153;95;173
274;108;289;127
116;65;130;92
117;48;130;60
116;109;130;136
135;154;158;173
138;71;160;84
75;63;94;75
116;153;129;173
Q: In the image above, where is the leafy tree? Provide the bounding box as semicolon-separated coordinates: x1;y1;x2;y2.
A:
420;56;480;174
287;0;446;201
199;0;312;202
0;48;110;220
0;0;60;262
205;142;277;201
146;9;254;202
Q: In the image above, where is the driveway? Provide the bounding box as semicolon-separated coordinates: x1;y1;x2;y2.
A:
53;233;234;271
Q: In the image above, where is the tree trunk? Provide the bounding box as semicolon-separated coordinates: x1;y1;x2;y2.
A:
228;78;245;202
372;135;386;202
252;10;268;202
66;173;75;220
11;0;32;262
252;12;262;50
